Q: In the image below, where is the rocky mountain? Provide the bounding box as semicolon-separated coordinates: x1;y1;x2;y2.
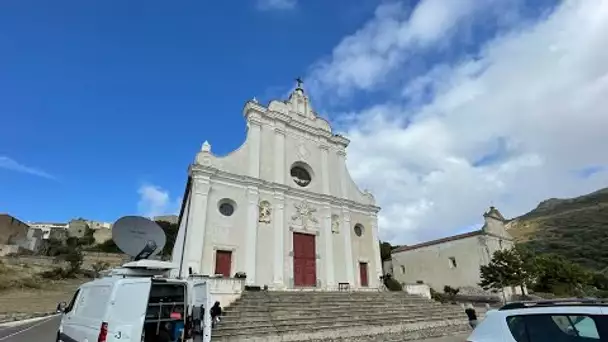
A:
506;188;608;272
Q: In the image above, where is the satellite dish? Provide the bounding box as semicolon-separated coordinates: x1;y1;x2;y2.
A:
112;216;166;260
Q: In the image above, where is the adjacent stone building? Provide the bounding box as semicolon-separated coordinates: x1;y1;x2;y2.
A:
390;207;514;292
172;81;383;290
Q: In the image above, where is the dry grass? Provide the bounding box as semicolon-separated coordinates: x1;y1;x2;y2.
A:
0;261;87;314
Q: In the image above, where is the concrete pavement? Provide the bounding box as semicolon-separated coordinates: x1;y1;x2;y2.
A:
0;316;59;342
0;316;469;342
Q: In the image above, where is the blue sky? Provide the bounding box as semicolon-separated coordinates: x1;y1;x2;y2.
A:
1;0;607;244
0;0;378;223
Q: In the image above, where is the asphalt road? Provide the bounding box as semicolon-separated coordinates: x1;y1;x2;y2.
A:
0;316;469;342
0;316;60;342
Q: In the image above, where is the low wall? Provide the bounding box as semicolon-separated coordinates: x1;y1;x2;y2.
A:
0;252;129;270
206;277;245;307
403;283;431;299
0;245;19;257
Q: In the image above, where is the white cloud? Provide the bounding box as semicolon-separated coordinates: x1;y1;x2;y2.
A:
0;156;55;180
137;184;179;219
308;0;608;245
256;0;297;11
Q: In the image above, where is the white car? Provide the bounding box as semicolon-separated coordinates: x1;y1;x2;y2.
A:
467;299;608;342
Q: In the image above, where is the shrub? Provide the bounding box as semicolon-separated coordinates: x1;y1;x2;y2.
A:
384;277;403;291
40;267;69;280
92;261;110;278
430;288;447;303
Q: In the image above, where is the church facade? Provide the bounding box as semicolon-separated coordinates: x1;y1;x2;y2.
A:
171;82;382;290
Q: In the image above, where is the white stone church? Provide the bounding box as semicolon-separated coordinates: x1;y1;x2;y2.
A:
171;81;382;290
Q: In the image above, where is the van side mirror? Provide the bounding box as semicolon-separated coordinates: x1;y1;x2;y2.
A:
57;302;67;313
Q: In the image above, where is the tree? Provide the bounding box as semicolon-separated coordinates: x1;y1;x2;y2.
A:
63;249;84;276
479;248;534;294
533;254;591;296
156;220;179;257
380;241;393;261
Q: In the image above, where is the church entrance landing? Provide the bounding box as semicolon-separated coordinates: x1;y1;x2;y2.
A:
293;232;316;287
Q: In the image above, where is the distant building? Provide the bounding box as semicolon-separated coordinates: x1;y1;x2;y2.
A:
153;215;178;224
0;214;29;245
67;219;89;238
28;222;69;240
93;228;112;244
390;207;515;293
0;214;43;252
86;220;112;230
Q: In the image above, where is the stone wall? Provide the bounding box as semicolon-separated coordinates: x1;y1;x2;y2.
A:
0;252;129;270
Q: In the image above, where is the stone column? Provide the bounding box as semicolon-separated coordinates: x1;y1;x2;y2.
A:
245;187;259;285
248;119;262;178
319;144;330;195
274;128;286;184
370;213;383;288
185;175;210;275
322;205;335;289
272;192;285;288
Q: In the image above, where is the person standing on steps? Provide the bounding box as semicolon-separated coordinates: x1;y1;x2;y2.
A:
465;303;478;329
210;301;222;328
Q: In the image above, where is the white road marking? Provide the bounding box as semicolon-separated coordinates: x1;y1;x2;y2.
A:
0;316;55;341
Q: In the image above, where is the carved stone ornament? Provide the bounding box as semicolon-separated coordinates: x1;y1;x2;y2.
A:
258;201;272;224
291;200;318;229
331;214;340;234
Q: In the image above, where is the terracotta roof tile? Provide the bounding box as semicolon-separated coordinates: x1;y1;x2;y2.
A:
392;230;482;253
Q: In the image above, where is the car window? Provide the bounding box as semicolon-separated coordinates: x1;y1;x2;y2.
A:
507;314;604;342
64;289;81;314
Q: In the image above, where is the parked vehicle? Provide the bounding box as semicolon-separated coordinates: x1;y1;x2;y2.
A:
56;260;212;342
467;299;608;342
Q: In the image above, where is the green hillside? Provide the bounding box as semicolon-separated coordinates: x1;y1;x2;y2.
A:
507;188;608;272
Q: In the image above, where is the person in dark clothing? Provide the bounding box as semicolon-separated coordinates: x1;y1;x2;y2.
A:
210;301;222;328
465;303;478;329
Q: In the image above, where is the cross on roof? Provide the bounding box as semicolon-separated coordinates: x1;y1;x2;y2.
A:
295;77;304;88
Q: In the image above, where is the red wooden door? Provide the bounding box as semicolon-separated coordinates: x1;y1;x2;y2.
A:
293;233;316;287
359;262;369;287
214;250;232;277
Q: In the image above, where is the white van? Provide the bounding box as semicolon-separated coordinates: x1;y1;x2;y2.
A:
56;261;212;342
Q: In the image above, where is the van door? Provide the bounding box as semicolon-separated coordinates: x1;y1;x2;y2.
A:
60;288;82;342
190;280;212;342
107;278;152;342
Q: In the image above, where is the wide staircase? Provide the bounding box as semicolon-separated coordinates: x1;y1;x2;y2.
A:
210;291;481;342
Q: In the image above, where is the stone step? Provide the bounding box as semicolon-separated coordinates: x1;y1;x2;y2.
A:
222;306;463;319
211;314;467;338
223;308;462;317
226;302;452;311
234;298;432;305
219;310;465;325
225;304;459;314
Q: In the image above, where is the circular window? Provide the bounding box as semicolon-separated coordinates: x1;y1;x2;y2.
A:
354;224;364;237
218;199;236;217
290;164;312;187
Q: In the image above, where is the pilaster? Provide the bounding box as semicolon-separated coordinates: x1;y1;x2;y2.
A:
272;191;285;288
186;175;210;275
370;213;383;288
322;205;335;288
342;207;355;286
245;186;259;285
248;120;262;178
320;144;330;195
337;149;348;199
274;127;286;184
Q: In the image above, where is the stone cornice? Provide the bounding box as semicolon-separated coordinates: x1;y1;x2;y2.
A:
190;164;380;214
243;101;349;148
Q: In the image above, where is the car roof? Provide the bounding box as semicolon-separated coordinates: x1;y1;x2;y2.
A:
469;303;607;342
